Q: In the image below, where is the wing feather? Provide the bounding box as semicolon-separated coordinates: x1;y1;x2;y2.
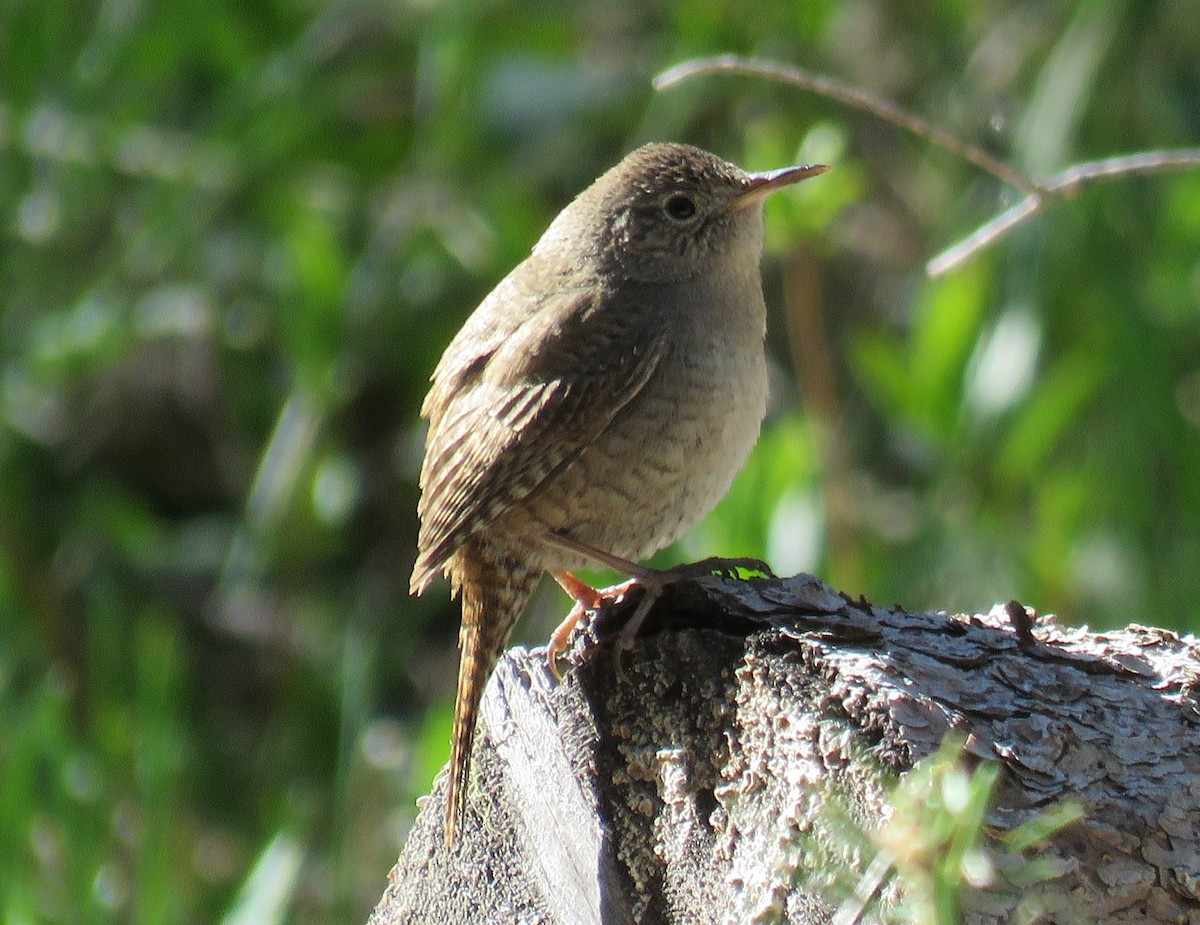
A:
411;267;668;592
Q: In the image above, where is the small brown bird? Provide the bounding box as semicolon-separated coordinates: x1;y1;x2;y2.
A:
410;142;828;846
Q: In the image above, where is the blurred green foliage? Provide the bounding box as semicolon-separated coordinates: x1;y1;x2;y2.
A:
0;0;1197;921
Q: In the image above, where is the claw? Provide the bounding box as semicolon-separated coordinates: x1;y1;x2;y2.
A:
547;572;655;679
546;600;586;681
610;585;658;679
542;535;774;680
547;571;607;681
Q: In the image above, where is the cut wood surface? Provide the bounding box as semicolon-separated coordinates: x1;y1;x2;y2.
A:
370;573;1200;924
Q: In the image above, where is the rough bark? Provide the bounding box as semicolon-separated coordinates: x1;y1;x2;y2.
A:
369;573;1200;924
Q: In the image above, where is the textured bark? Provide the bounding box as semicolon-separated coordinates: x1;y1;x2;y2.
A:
370;573;1200;924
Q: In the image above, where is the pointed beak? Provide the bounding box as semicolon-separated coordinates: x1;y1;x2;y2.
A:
728;163;831;211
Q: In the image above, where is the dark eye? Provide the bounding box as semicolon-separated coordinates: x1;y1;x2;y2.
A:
663;194;697;221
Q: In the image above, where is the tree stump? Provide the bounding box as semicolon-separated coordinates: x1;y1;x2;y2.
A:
369;573;1200;924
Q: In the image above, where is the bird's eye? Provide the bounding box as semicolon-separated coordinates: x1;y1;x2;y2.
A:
663;194;697;221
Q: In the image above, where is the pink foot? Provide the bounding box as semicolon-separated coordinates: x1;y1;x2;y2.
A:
547;573;649;679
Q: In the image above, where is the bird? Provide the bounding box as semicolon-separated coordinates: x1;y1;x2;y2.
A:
409;142;828;846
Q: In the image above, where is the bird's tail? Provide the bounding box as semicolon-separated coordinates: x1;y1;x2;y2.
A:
444;547;537;847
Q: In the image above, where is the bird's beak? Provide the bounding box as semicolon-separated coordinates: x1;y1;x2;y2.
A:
728;163;831;211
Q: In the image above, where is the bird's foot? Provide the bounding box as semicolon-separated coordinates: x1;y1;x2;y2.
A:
543;534;775;679
547;572;648;680
597;559;773;673
547;571;604;680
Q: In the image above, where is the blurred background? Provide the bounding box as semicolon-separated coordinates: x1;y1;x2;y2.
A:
2;0;1198;921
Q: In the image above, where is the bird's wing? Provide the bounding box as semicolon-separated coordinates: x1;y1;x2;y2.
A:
410;272;669;593
420;269;537;433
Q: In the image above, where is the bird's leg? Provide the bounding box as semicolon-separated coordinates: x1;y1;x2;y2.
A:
602;558;776;666
542;533;676;676
547;571;605;681
547;568;658;678
545;532;660;583
544;533;777;676
547;568;661;679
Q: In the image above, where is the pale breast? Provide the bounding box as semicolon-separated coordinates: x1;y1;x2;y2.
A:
505;273;770;570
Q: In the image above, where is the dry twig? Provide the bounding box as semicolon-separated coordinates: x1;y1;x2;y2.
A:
655;54;1200;276
926;150;1200;276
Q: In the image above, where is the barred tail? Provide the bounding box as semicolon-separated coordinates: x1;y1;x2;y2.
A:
444;549;536;847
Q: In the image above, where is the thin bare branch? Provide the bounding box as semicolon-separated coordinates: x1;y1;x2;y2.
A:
657;55;1200;277
927;149;1200;276
1048;149;1200;194
925;199;1041;278
655;54;1040;196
